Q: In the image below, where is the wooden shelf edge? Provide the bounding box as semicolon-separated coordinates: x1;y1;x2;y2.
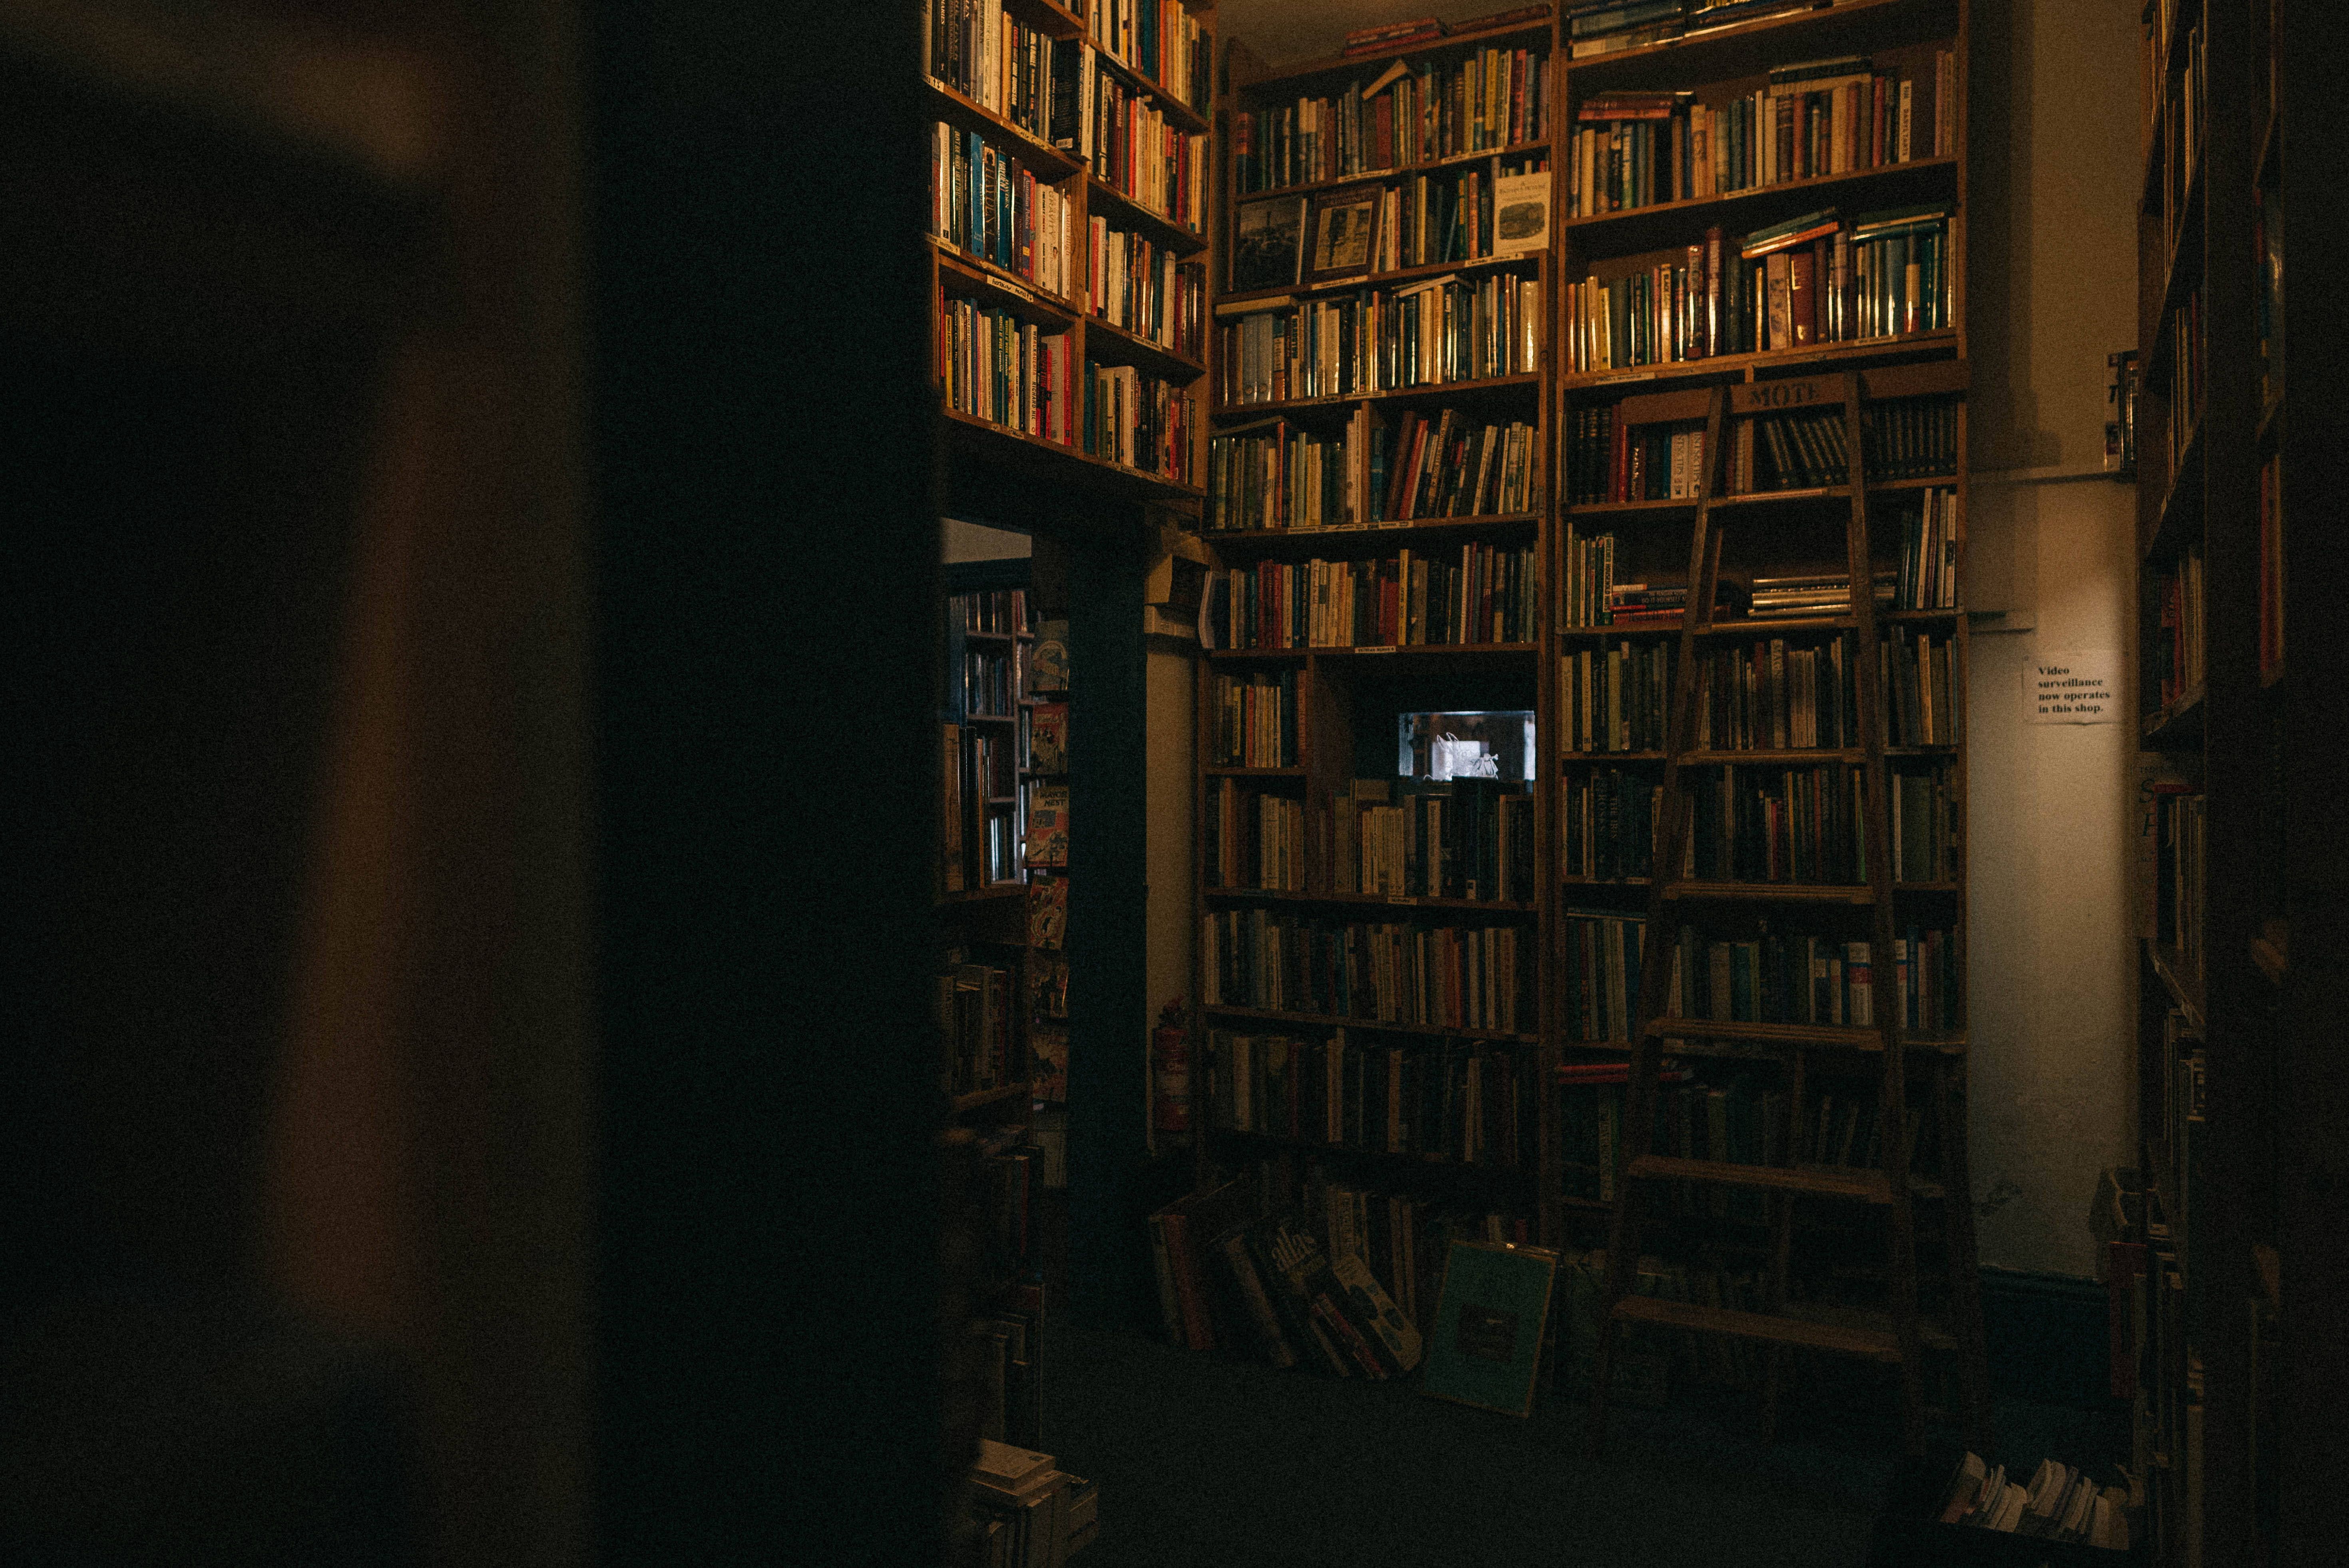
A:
1231;138;1555;205
1200;1003;1537;1044
1203;513;1540;547
1564;156;1959;237
923;76;1086;181
1212;372;1543;419
1566;330;1959;390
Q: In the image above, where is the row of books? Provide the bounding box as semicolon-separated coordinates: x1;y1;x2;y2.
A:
1562;768;1658;882
1206;1029;1539;1168
1206;670;1298;769
962;646;1017;717
1088;221;1205;358
1083;363;1195;480
1563;620;1953;747
1083;62;1209;233
1205;409;1541;531
1559;911;1959;1041
1083;0;1211;111
1558;1069;1929;1209
1691;634;1861;750
1217;271;1543;405
940;959;1017;1095
927;0;1066;146
1231;45;1551;194
1567;52;1953;219
936;297;1073;439
1563;0;1943;66
1564;206;1952;373
930;125;1077;300
1326;777;1538;903
1563;395;1959;503
966;1299;1042;1453
1563;762;1958;885
2158;20;2202;247
952;587;1031;636
1206;782;1305;892
1201;910;1533;1035
2152;545;2205;710
1346;155;1555;277
1937;1453;2130;1548
1749;570;1893;620
1200;543;1541;650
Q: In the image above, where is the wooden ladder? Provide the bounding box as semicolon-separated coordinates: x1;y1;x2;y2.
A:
1581;370;1991;1458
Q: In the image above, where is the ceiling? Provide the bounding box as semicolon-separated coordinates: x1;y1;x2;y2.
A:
1218;0;1541;69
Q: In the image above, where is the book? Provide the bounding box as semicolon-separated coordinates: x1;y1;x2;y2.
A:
1027;873;1067;948
1024;784;1069;866
1027;701;1068;773
1493;171;1551;258
1230;195;1306;293
1419;1239;1557;1415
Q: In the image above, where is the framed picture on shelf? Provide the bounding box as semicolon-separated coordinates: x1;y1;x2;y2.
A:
1307;185;1382;283
1231;195;1308;292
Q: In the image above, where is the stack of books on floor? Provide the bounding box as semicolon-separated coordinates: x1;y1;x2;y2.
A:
971;1439;1099;1568
1936;1452;2131;1551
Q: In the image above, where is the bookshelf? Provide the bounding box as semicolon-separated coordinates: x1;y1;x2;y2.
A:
1552;0;1983;1461
1193;13;1560;1346
925;0;1219;502
2130;0;2347;1561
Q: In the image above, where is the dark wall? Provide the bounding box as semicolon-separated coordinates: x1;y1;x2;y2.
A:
589;3;944;1560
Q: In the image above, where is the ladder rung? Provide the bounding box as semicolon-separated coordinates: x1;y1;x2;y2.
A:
1645;1018;1886;1049
1620;1153;1947;1201
1610;1295;1903;1361
1780;1301;1961;1354
1626;1156;1892;1202
1661;881;1877;905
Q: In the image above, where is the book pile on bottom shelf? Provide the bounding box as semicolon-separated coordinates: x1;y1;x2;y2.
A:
968;1439;1099;1568
1146;1154;1531;1381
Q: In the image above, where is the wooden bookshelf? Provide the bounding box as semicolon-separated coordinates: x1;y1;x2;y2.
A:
2130;2;2349;1561
924;0;1217;502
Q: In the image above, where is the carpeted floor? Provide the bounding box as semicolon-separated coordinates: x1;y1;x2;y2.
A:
1038;1317;2127;1568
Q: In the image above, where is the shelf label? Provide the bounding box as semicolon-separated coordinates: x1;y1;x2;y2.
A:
1387;895;1418;905
2025;650;2120;724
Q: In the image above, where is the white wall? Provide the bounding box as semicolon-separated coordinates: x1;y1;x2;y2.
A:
1959;0;2144;1277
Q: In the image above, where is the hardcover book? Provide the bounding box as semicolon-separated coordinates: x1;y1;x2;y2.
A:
1492;171;1551;259
1421;1239;1557;1415
1028;701;1069;773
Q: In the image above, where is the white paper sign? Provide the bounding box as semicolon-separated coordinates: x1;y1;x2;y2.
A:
2025;650;2122;724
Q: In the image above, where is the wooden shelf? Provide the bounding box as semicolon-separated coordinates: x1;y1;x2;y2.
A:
1663;880;1876;904
1235;17;1553;90
1202;641;1537;661
1086;175;1207;255
1566;329;1959;390
1089;46;1210;135
1230;139;1554;206
951;1082;1035;1115
1627;1155;1897;1204
922;76;1086;181
1201;1003;1537;1045
1611;1293;1903;1361
933;241;1083;326
1082;313;1207;380
941;406;1205;499
1202;513;1538;551
1566;0;1930;80
1217;250;1543;310
1213;371;1541;420
937;884;1027;907
1564;157;1958;258
1202;887;1539;915
1208;1127;1535;1176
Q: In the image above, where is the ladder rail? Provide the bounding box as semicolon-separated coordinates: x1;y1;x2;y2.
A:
1586;382;1730;1457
